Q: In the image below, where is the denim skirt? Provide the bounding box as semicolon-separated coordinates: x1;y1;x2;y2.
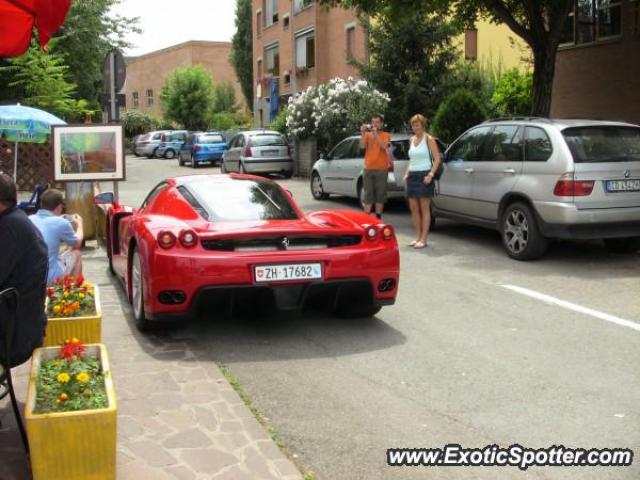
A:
406;171;435;198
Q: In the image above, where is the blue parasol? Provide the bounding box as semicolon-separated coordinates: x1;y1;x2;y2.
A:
0;104;66;182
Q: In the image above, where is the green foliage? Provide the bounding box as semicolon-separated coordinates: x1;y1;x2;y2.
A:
432;89;487;143
442;60;501;117
0;41;91;121
270;107;288;134
160;66;216;131
286;77;390;153
358;9;459;129
209;111;252;131
213;82;238;113
230;0;253;112
491;68;533;116
120;110;159;138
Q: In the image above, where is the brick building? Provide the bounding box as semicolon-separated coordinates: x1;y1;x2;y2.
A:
252;0;368;126
122;41;245;119
552;0;640;124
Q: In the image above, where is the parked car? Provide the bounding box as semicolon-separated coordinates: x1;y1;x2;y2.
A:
310;134;446;206
178;132;227;167
133;134;148;156
221;130;293;178
94;174;399;330
136;130;171;158
433;118;640;260
156;130;189;159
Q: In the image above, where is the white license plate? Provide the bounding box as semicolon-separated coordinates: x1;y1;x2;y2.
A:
606;179;640;192
254;263;322;283
261;149;279;157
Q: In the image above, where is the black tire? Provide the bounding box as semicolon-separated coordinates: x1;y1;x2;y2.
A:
151;147;159;158
220;161;227;173
191;154;199;168
357;179;365;209
501;202;548;260
604;237;640;254
334;304;382;319
239;162;246;174
310;171;329;200
130;248;151;331
164;149;176;159
283;171;293;179
106;219;115;275
429;205;436;231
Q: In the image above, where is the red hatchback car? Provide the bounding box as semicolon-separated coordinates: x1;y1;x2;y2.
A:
95;174;399;330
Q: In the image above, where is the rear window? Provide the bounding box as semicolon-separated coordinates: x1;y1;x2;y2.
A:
251;134;287;147
562;126;640;163
183;178;298;221
198;134;224;144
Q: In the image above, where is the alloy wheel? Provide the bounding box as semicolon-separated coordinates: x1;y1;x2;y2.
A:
504;209;529;255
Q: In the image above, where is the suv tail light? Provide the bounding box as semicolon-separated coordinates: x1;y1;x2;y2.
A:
244;139;253;158
157;231;177;249
553;173;594;197
193;145;201;152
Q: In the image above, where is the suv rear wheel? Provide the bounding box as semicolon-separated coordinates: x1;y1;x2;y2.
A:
501;202;548;260
603;237;640;254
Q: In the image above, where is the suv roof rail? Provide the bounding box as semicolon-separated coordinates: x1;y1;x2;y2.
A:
484;116;553;123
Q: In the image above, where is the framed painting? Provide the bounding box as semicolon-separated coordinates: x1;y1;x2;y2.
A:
52;124;125;181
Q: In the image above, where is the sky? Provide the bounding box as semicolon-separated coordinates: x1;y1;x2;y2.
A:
109;0;237;57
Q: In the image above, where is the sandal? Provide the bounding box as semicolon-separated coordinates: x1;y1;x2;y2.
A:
408;240;417;247
413;241;427;249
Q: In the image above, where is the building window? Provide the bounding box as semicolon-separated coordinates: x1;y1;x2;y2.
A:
132;92;139;108
146;89;153;106
284;71;291;84
464;29;478;60
346;25;356;60
265;44;280;77
283;14;290;29
257;10;262;36
264;0;278;27
294;0;312;13
295;30;315;69
562;0;622;45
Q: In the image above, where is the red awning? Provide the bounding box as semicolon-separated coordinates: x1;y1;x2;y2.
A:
0;0;72;57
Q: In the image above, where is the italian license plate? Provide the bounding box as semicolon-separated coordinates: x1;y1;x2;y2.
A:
606;179;640;192
254;263;322;283
261;149;279;157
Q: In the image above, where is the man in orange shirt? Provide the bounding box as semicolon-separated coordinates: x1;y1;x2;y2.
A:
360;114;391;219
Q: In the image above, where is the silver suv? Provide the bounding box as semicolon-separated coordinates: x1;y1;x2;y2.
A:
221;130;293;178
434;118;640;260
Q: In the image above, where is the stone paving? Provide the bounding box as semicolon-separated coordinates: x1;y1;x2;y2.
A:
0;246;304;480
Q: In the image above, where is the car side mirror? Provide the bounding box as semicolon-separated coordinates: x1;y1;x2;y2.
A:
94;192;114;205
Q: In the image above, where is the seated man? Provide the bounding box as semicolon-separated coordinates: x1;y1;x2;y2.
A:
30;189;84;285
0;174;48;368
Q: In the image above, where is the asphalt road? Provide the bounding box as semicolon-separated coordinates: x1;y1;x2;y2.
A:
114;155;639;480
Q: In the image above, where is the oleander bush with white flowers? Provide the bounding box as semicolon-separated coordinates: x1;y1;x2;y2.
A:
286;77;390;153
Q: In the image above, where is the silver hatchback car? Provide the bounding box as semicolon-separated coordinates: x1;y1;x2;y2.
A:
221;130;293;178
434;118;640;260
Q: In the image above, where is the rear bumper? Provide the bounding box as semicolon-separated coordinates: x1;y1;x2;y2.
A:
194;151;224;162
143;245;399;320
243;158;293;173
534;200;640;239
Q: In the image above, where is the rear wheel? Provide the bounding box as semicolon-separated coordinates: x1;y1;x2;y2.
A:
152;147;159;158
220;161;227;173
239;162;246;174
131;249;151;331
357;179;366;210
311;171;329;200
501;202;548;260
604;237;640;254
191;154;199;168
164;149;176;159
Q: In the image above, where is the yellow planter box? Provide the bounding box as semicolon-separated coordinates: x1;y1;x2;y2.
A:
25;344;117;480
44;285;102;347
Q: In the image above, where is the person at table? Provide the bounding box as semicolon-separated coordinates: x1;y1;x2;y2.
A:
30;188;84;285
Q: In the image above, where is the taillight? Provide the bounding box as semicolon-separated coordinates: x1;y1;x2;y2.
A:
365;225;378;240
157;231;177;249
193;145;201;152
380;225;394;240
388;158;394;172
244;139;252;157
553;173;594;197
179;230;198;248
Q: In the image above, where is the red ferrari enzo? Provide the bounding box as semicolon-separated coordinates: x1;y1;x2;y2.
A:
95;174;399;330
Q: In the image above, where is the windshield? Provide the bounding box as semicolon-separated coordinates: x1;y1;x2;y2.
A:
251;134;287;147
562;126;640;163
184;178;299;221
198;134;224;144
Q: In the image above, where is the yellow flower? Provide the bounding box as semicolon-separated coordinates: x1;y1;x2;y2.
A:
59;393;68;401
63;291;69;298
56;372;71;383
76;372;90;383
78;293;85;299
53;305;61;313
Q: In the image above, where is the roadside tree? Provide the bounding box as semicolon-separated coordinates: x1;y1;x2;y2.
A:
230;0;253;112
160;66;216;131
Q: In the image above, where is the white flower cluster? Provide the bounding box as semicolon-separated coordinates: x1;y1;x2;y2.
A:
286;77;390;140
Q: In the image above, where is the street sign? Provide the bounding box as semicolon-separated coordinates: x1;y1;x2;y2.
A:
102;49;126;93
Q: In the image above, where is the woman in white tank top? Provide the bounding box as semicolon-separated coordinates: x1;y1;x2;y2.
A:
403;114;442;248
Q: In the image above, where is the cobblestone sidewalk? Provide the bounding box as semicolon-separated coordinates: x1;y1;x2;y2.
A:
0;246;303;480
